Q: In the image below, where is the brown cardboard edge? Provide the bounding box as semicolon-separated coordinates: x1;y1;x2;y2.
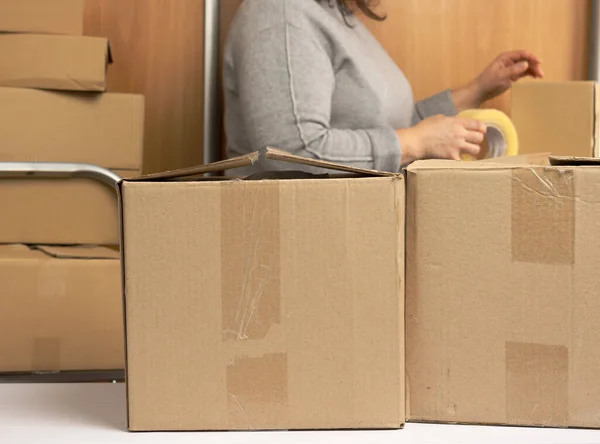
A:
264;147;396;176
128;152;260;181
512;80;597;91
549;156;600;166
116;181;132;430
595;84;600;157
406;418;572;430
34;245;120;260
481;152;551;166
406;152;551;171
0;244;41;259
128;422;404;432
406;160;523;171
129;147;398;182
394;177;406;423
404;168;417;420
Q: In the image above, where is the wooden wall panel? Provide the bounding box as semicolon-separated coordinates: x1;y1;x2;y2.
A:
365;0;592;114
84;0;205;174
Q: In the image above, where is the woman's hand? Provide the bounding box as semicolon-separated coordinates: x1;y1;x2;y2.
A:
453;50;544;111
397;115;487;165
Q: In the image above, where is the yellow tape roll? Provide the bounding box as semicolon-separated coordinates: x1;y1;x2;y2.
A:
457;109;519;161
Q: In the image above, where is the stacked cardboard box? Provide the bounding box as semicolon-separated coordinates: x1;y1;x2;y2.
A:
0;245;123;373
0;0;144;374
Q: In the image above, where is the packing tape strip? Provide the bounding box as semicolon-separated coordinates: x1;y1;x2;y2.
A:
458;109;519;160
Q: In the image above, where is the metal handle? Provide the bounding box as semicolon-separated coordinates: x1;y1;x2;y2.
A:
0;162;122;188
203;0;221;168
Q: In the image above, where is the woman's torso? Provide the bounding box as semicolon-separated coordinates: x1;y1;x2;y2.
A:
223;0;415;172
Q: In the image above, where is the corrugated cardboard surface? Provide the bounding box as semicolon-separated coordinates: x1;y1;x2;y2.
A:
0;169;138;246
406;159;600;429
0;34;109;92
512;81;596;157
0;87;144;170
0;244;124;373
121;175;405;431
0;0;84;35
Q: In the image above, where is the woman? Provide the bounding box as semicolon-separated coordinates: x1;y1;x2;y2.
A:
223;0;543;173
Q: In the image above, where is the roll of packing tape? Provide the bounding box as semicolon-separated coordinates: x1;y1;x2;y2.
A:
457;109;519;161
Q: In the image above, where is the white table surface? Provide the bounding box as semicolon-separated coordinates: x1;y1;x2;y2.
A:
2;383;600;443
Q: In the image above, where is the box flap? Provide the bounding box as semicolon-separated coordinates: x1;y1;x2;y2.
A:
34;245;120;260
129;152;260;181
129;148;398;182
549;156;600;166
264;147;396;176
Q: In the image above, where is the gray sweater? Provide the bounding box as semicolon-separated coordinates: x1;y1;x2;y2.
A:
223;0;457;174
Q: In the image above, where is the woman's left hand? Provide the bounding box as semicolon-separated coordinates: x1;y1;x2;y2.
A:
475;50;544;102
453;50;544;110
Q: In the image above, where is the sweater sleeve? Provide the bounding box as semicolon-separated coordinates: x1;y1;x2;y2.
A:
412;90;458;125
230;24;402;173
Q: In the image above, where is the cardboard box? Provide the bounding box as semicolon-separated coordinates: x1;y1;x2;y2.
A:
0;34;111;92
511;81;600;157
0;87;144;169
0;244;124;373
119;149;405;431
406;157;600;428
0;87;144;245
0;0;84;35
0;169;138;246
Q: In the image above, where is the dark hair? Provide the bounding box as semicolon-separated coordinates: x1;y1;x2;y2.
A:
320;0;386;22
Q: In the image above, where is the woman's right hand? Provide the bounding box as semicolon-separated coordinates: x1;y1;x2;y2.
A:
396;115;487;165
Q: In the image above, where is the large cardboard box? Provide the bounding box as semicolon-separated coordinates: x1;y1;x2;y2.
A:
119;149;405;431
0;244;124;373
0;34;111;92
512;81;600;157
406;157;600;429
0;0;84;35
0;87;145;245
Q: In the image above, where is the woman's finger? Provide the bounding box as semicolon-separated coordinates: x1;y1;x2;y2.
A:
504;50;544;79
502;49;541;64
459;119;486;133
527;61;544;78
460;142;481;157
450;151;462;161
465;130;485;145
506;61;530;80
